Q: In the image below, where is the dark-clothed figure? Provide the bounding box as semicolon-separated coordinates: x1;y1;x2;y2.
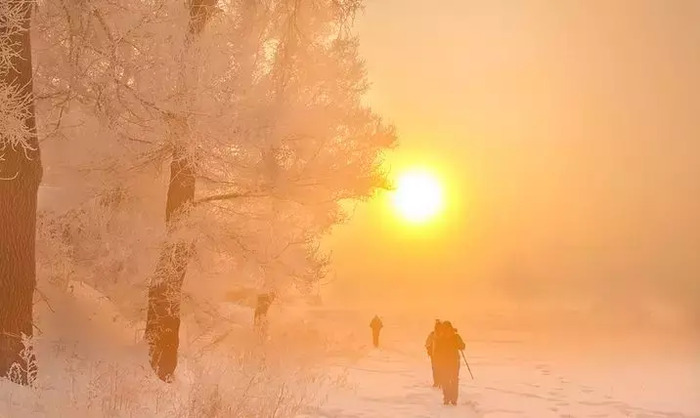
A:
369;315;383;348
425;319;442;387
433;320;465;405
253;293;273;336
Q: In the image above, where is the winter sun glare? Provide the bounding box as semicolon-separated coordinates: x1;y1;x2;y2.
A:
392;170;445;224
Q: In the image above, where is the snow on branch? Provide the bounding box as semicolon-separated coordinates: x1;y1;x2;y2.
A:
193;190;264;205
0;0;35;154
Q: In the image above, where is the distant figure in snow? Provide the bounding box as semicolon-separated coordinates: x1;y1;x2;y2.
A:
253;293;274;336
433;320;465;405
369;315;383;348
425;319;442;387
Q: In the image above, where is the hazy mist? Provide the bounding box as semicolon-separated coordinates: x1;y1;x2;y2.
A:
325;0;700;332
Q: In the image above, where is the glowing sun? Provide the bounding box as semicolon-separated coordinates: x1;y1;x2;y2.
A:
392;170;444;223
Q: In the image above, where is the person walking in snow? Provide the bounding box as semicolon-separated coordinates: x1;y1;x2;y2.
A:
369;315;383;348
253;293;274;337
433;320;465;405
425;319;442;387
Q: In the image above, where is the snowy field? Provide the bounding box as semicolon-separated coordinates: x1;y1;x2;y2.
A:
304;316;700;418
1;287;697;418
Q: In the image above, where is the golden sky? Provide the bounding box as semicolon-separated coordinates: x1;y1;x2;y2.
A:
326;0;700;311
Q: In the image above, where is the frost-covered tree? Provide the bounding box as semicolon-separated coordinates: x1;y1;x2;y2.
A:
143;0;219;383
32;0;394;381
0;0;42;385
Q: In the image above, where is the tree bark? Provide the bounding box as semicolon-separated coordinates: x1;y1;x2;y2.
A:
144;0;215;382
0;0;42;385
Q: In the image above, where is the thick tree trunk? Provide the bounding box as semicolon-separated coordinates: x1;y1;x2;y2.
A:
145;152;195;381
0;1;42;385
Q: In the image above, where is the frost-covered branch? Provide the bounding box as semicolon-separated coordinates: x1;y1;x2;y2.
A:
0;0;35;154
193;190;264;205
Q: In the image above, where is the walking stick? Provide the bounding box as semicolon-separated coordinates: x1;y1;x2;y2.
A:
460;350;474;380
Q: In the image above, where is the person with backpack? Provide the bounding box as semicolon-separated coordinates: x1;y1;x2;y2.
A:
369;315;383;348
433;320;465;405
425;319;442;387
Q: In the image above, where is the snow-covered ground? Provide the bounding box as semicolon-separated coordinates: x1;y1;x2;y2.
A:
305;318;700;418
1;286;697;417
